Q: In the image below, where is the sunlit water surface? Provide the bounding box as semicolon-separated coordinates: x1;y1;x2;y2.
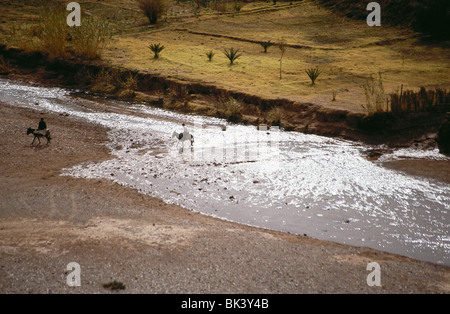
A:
1;78;449;265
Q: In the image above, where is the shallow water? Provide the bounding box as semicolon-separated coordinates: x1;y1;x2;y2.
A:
1;78;449;266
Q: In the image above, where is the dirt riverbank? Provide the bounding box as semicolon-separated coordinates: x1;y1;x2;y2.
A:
1;45;448;150
0;102;449;294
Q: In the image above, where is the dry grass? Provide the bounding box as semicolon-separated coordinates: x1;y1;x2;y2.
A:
1;0;449;114
100;1;449;113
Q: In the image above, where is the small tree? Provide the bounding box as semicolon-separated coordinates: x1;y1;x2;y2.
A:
305;67;321;85
138;0;166;25
224;48;241;65
278;39;287;79
149;43;165;59
259;40;273;53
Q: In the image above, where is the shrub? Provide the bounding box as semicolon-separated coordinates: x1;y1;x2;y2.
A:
103;281;126;291
121;71;138;90
259;41;273;53
36;7;68;58
33;6;111;59
233;2;243;12
223;97;243;122
206;50;215;61
138;0;166;25
0;56;12;74
267;107;285;126
361;73;386;114
149;43;165;59
305;67;321;85
69;16;112;59
414;0;450;39
223;48;241;65
90;68;120;93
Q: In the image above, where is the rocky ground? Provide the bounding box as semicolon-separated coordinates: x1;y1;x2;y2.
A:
0;102;449;295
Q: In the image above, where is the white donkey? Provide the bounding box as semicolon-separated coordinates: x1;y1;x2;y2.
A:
172;130;194;146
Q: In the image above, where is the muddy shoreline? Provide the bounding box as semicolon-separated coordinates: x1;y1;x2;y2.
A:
1;45;450;294
1;45;448;150
1;101;449;294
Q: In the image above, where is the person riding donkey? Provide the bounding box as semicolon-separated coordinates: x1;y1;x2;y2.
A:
172;123;194;146
37;116;47;131
26;113;51;145
181;123;190;141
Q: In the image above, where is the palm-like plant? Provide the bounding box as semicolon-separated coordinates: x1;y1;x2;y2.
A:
223;48;241;65
206;50;215;61
305;67;321;85
149;43;165;59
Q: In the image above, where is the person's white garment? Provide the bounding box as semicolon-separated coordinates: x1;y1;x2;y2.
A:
182;125;190;140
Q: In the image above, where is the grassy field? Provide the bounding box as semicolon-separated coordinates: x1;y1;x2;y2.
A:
1;0;449;115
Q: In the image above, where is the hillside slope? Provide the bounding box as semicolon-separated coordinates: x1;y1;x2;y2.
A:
317;0;450;39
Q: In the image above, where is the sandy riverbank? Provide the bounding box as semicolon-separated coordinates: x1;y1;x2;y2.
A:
0;102;449;294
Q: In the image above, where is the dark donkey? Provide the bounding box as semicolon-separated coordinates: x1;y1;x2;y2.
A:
27;128;52;145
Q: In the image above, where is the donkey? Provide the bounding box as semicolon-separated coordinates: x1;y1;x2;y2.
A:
27;128;51;145
172;130;194;146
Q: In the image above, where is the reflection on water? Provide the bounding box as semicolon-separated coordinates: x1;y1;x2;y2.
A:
1;78;449;266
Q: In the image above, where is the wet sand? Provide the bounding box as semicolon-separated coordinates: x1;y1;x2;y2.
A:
0;102;449;294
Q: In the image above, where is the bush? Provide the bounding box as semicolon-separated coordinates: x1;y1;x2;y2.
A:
206;50;215;61
414;0;450;39
90;68;120;93
305;67;321;85
360;73;386;114
33;6;111;59
138;0;166;25
36;7;68;58
266;107;285;126
193;0;210;9
103;280;126;291
222;97;243;122
259;41;273;53
317;0;450;39
223;47;241;65
149;43;165;59
233;2;243;12
69;16;112;59
0;56;12;74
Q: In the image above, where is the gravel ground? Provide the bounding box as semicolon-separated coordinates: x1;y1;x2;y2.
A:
0;102;448;295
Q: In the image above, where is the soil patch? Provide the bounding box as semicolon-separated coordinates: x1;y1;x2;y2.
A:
1;102;449;294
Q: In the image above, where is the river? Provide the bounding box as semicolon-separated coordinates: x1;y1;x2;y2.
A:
1;77;449;266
